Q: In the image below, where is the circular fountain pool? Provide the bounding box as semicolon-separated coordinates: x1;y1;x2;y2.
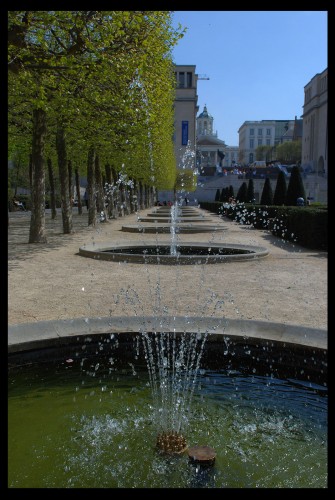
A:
78;242;269;264
121;223;228;234
8;330;327;488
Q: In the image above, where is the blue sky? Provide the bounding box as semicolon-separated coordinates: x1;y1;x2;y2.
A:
171;11;328;146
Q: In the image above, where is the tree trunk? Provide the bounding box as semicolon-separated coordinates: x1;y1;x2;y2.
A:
111;167;121;217
95;154;108;222
56;123;72;234
145;185;150;209
131;180;137;212
74;167;83;215
47;157;57;219
139;181;144;210
29;108;47;243
87;145;96;226
29;153;33;192
105;164;112;184
68;159;73;204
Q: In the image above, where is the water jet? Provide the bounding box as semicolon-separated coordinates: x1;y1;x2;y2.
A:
8;317;327;488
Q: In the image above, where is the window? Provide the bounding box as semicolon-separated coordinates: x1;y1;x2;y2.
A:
266;139;270;146
178;72;185;87
258;139;262;146
187;72;192;87
182;121;188;145
258;128;262;136
250;128;254;136
250;139;254;148
266;129;271;136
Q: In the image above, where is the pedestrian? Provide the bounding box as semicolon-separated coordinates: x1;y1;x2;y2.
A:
185;197;188;205
12;196;25;211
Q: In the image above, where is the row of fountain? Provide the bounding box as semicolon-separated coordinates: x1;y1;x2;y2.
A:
79;203;269;264
8;200;327;488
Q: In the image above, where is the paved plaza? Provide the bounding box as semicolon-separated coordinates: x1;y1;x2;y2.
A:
8;206;327;349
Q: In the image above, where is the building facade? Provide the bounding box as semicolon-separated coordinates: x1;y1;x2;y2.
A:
196;104;240;174
301;67;327;176
157;65;199;203
173;65;199;169
238;120;295;165
196;105;226;175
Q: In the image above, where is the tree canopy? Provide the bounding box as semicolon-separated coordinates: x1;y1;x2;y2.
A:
8;11;184;189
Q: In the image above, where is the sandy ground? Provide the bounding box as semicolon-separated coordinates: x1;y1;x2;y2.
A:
8;207;327;331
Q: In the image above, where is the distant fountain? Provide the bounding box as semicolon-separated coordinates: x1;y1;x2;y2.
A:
169;202;179;257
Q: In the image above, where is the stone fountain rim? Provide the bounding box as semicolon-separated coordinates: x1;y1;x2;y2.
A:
136;217;210;223
78;241;269;263
121;224;228;233
8;315;327;354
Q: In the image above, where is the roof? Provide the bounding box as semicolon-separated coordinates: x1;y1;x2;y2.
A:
197;136;226;146
197;104;212;119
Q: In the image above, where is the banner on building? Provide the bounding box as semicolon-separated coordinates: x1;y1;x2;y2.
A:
182;121;188;145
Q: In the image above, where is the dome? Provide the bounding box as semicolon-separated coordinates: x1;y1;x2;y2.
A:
198;105;212;119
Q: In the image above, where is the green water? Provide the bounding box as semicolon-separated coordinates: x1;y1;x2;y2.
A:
8;360;327;488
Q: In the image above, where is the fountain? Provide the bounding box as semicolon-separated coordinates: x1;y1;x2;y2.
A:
8;140;327;487
121;204;228;234
79;203;269;264
8;317;327;488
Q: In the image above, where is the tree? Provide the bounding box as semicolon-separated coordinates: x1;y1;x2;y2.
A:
273;170;287;205
260;178;273;205
47;158;57;219
276;141;302;164
285;165;306;206
28;108;47;243
255;145;273;162
220;187;229;202
228;185;234;199
8;11;184;239
247;178;255;203
236;182;247;203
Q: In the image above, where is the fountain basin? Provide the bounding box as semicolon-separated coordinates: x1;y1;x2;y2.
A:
147;212;200;217
78;242;269;264
8;316;327;382
121;224;227;233
137;217;208;223
8;317;327;488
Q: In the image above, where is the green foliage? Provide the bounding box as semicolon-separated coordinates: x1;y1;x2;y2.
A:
255;145;273;161
236;182;247;203
260;178;273;205
285;166;306;206
220;187;229;202
273;170;287;205
247;178;255;202
276;141;302;164
175;168;195;192
8;11;184;195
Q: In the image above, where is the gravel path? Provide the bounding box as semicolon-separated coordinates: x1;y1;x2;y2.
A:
8;207;327;331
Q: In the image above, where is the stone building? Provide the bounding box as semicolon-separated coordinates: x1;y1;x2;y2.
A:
238;120;295;165
173;65;199;169
301;67;327;176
